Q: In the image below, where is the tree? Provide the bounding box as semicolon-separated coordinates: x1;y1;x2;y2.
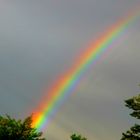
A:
0;115;45;140
71;134;87;140
121;94;140;140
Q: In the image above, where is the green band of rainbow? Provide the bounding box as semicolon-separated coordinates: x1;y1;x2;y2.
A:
32;8;140;131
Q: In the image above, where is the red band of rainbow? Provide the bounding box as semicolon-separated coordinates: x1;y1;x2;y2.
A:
32;8;140;131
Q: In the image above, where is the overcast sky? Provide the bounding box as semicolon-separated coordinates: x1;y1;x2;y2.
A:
0;0;140;140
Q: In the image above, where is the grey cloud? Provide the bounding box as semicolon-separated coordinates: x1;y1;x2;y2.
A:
0;0;140;140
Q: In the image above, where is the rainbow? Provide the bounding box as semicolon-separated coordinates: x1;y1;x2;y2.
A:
32;8;140;131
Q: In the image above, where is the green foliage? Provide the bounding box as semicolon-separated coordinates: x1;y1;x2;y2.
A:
125;94;140;119
121;124;140;140
121;94;140;140
71;134;87;140
0;115;46;140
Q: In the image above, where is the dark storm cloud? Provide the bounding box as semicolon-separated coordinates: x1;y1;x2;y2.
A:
0;0;140;139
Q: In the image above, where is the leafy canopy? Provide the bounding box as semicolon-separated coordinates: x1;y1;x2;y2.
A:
121;94;140;140
71;134;87;140
0;115;45;140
